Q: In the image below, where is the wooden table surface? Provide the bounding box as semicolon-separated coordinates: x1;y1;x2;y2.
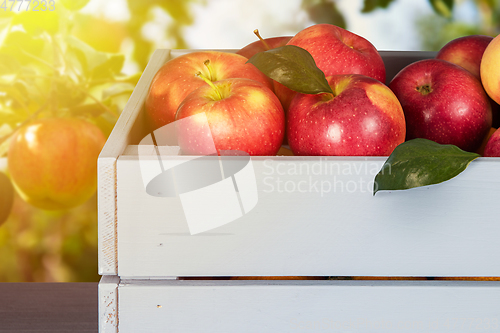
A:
0;283;97;333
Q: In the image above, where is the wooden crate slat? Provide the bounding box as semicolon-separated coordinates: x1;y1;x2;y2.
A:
113;279;500;333
116;155;500;277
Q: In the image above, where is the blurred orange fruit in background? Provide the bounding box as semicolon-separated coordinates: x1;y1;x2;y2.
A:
8;118;105;210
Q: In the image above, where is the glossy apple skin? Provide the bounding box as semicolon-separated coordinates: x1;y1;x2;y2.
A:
145;51;274;131
481;34;500;105
287;75;405;156
175;78;285;156
236;36;292;59
437;35;500;127
277;24;386;120
437;35;493;80
390;59;492;152
274;81;296;114
287;24;386;83
476;127;496;155
8;118;106;210
484;128;500;156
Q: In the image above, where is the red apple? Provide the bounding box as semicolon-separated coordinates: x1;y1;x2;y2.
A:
437;34;500;127
287;74;405;156
389;59;492;152
236;29;292;59
476;127;496;155
175;77;284;156
287;24;386;82
436;35;493;80
484;127;500;157
274;81;296;115
277;24;386;118
145;51;274;131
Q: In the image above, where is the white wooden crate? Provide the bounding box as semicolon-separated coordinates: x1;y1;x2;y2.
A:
98;49;500;332
98;49;500;278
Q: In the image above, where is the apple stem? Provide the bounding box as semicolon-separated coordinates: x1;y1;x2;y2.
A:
416;84;433;95
196;71;223;100
253;29;270;51
203;60;215;81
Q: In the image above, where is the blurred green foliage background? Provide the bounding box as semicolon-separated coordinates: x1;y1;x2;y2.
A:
0;0;498;282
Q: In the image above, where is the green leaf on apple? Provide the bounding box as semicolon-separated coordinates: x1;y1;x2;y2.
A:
246;45;333;95
373;138;480;195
